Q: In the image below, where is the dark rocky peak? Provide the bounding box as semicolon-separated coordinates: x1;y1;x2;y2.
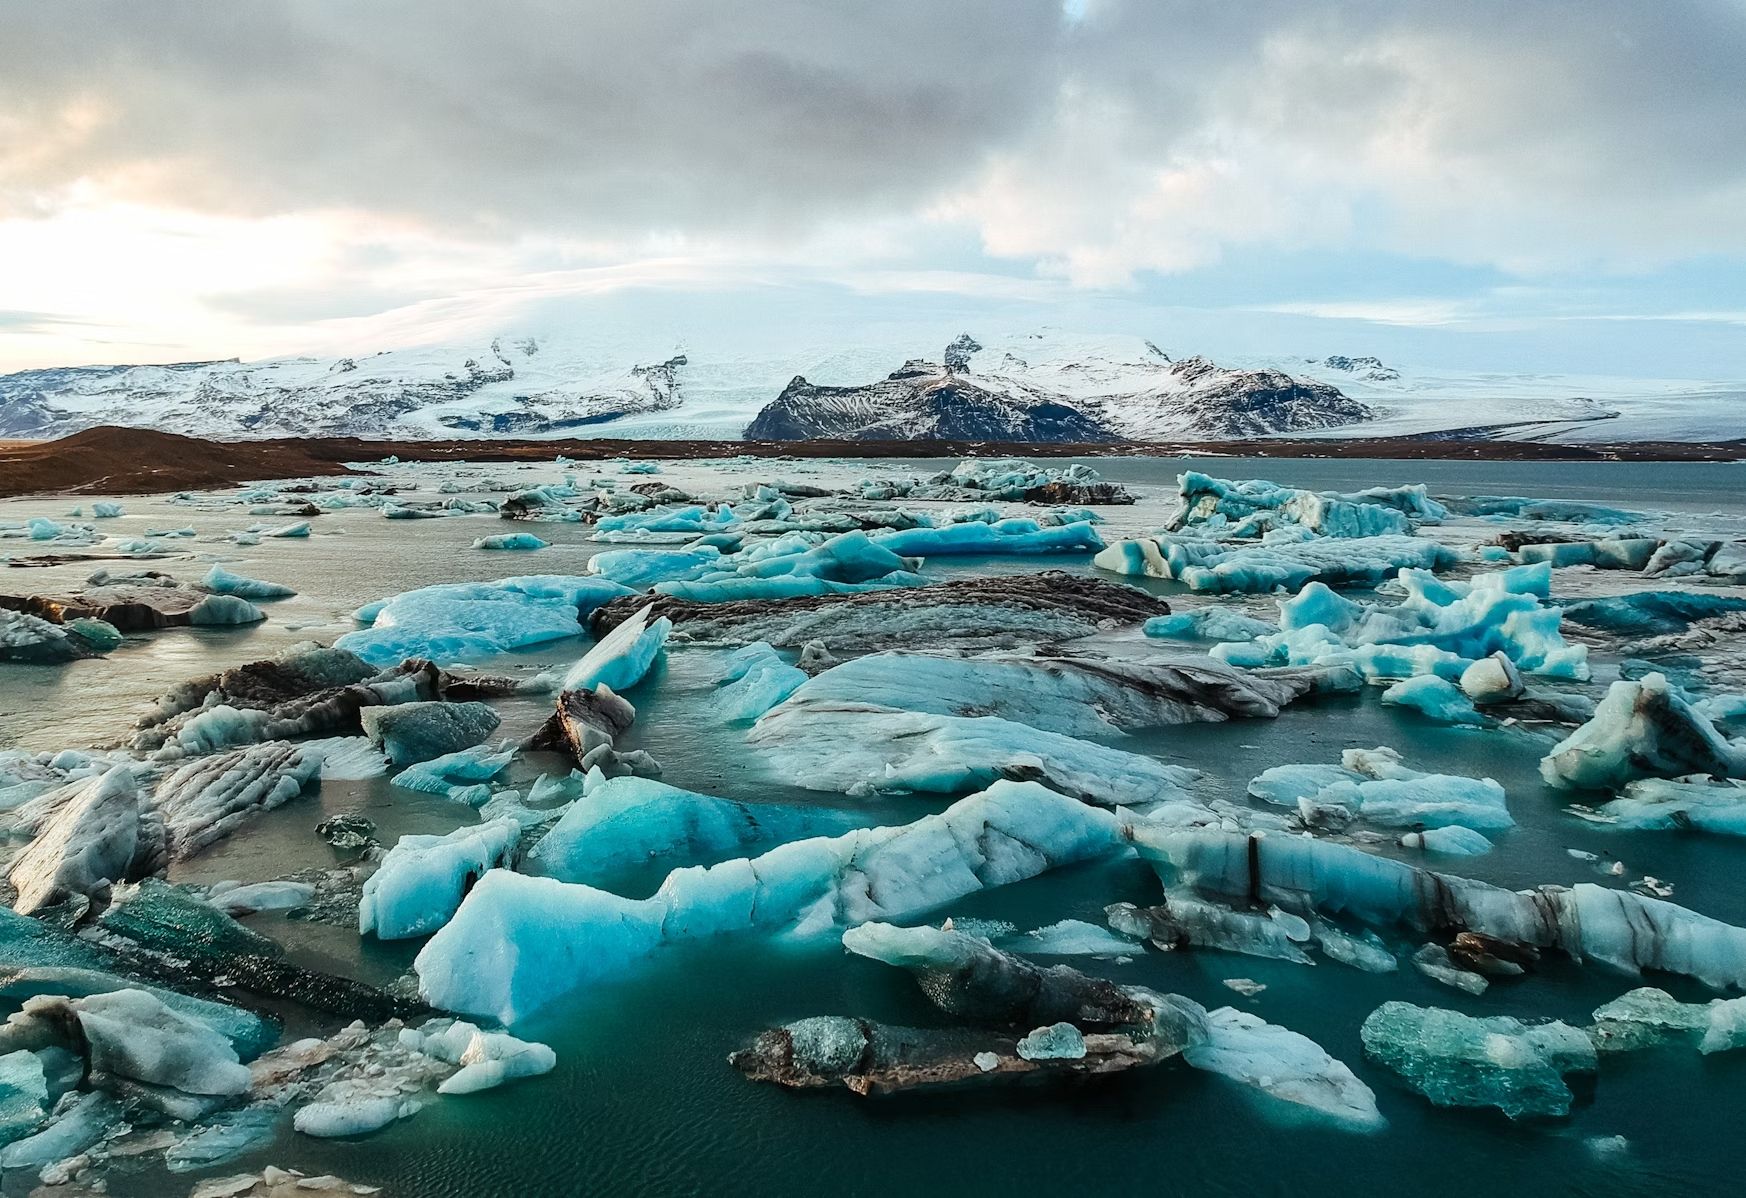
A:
887;359;946;381
944;333;983;372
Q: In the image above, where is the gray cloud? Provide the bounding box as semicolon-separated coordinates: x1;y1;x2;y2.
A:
1;0;1743;272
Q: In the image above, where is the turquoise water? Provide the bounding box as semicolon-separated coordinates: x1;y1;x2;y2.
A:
3;454;1745;1196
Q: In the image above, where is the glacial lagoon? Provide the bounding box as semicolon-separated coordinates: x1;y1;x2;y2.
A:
4;453;1746;1197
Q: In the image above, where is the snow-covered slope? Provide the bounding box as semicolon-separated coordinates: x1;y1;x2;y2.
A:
0;326;1737;443
745;333;1373;441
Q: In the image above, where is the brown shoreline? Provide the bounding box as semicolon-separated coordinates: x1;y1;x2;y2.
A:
1;425;1740;500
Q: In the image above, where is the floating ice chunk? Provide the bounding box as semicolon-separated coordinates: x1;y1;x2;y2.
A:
1107;897;1313;963
206;880;317;915
596;503;736;537
293;1083;411;1137
1589;777;1746;836
0;1090;122;1171
715;644;806;722
401;1021;557;1095
90;502;124;518
872;518;1103;557
203;566;297;599
1249;747;1512;832
417;781;1127;1024
1459;652;1525;704
1412;943;1489;994
1542;674;1746;790
776;649;1346;739
0;610;100;664
1010;919;1140;957
472;533;549;551
1314;923;1398;972
589;546;722;587
337;575;633;667
187;594;267;626
1400;826;1495;855
560;604;670;694
302;736;389;781
1134;826;1746;989
0;1050;47;1148
361;700;501;767
360;818;521;940
1360;1001;1597;1119
265;521;311;538
28;988;253;1096
1589;987;1746;1054
390;744;516;805
155;742;321;858
528;777;844;885
1382;675;1489;726
9;766;164;914
1184;1008;1384;1132
748;701;1200;806
1144;609;1278;642
1016;1023;1086;1061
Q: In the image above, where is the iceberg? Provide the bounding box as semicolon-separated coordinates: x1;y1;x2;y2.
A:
1095;533;1460;594
155;742;322;858
1586;777;1746;836
202;565;296;599
1360;1001;1596;1119
1541;674;1746;790
0;609;116;664
415;781;1128;1024
528;777;847;885
1588;986;1746;1055
361;700;502;767
871;518;1104;557
360;818;522;940
1250;750;1508;834
748;701;1200;807
1106;898;1314;964
472;533;549;551
1144;608;1278;642
1183;1007;1384;1132
713;643;807;722
13;988;253;1097
560;603;670;693
588;546;723;588
389;744;516;805
1400;826;1495;855
336;575;633;667
1130;826;1746;989
1381;675;1490;726
773;648;1352;739
9;766;165;914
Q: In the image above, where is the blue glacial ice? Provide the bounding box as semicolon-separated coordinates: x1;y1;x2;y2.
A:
1095;533;1461;594
1170;472;1446;539
336;575;633;667
870;518;1104;557
202;566;296;599
1144;609;1278;642
1248;746;1512;831
472;533;549;551
1584;778;1746;836
1131;826;1746;989
713;643;806;722
594;504;737;541
649;530;926;603
527;776;852;885
415;780;1129;1024
186;594;267;626
772;648;1347;738
390;744;517;805
1541;673;1746;790
1399;826;1495;855
1005;919;1141;957
1360;1001;1596;1119
360;817;522;940
560;604;670;693
1183;1006;1384;1132
1381;675;1489;726
748;700;1200;807
588;546;723;588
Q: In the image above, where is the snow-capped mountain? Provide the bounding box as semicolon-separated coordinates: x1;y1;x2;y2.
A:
0;338;687;439
0;324;1737;443
744;334;1372;441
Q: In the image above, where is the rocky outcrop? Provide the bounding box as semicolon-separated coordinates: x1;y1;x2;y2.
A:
590;570;1170;650
743;337;1372;443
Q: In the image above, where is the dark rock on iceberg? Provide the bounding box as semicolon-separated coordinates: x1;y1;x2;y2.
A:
591;570;1169;651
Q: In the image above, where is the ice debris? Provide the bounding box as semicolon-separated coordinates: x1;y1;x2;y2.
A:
1249;746;1512;832
336;575;632;667
1360;1001;1596;1119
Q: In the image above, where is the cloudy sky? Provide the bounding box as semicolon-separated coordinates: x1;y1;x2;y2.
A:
2;0;1742;376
